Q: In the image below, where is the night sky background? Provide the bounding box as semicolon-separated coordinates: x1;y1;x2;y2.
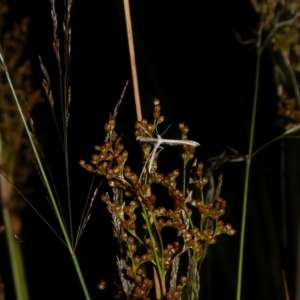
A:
1;0;298;299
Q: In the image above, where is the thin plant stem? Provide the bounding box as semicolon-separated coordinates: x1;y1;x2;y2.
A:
183;160;187;196
122;2;170;295
64;111;72;247
236;7;300;298
63;0;73;247
2;207;28;300
287;65;300;109
49;0;73;245
141;208;164;279
151;211;165;277
141;207;165;297
123;0;142;121
236;47;261;300
0;55;91;300
279;49;300;109
251;125;300;158
0;169;68;247
0;115;28;300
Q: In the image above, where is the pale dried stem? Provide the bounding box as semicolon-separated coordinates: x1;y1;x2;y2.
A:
122;2;167;291
123;0;142;121
153;267;161;299
282;270;290;300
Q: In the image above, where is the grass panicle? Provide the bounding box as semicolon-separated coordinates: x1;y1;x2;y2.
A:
0;0;91;298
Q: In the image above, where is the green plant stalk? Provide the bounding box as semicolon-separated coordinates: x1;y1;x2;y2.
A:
60;37;73;249
251;127;300;158
1;62;91;299
183;160;187;196
199;184;205;232
151;210;165;271
191;290;195;300
2;207;28;300
189;253;200;300
14;238;28;297
286;62;300;109
64;127;73;245
141;207;165;288
0;120;29;300
236;48;261;300
182;158;195;228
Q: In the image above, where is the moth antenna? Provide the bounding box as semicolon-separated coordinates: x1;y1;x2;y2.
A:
159;124;171;137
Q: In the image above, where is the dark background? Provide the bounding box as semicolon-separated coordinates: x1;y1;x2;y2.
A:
1;0;298;299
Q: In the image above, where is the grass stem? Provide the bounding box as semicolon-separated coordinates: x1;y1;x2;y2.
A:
236;48;261;300
2;207;28;300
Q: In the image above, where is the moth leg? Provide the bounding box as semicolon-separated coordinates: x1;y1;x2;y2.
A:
148;145;163;173
139;144;164;181
139;145;155;182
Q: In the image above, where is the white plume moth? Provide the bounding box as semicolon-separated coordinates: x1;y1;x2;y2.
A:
136;135;200;176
